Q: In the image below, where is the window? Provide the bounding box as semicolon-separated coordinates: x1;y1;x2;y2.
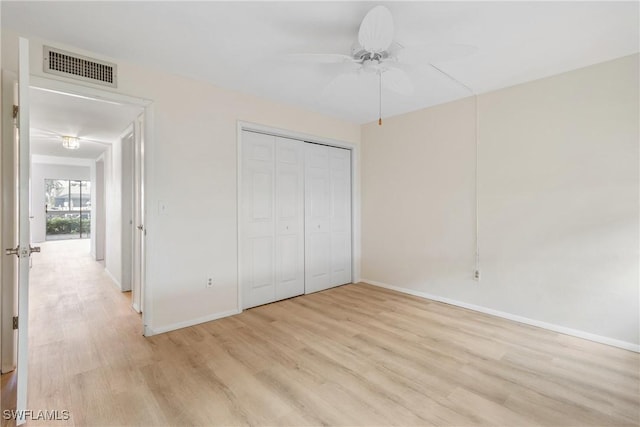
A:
45;179;91;240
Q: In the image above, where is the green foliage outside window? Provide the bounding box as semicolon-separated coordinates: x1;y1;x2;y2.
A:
46;217;91;235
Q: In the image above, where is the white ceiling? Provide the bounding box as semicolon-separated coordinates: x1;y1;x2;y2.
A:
30;88;143;159
3;1;638;124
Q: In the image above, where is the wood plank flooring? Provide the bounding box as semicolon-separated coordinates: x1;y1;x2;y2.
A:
1;239;639;426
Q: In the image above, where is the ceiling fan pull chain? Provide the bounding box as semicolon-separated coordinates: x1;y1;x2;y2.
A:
378;71;382;126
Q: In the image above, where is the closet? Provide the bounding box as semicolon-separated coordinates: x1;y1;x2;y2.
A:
240;130;352;309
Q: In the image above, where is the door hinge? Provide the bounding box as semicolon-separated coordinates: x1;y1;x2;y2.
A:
12;316;18;330
12;105;19;120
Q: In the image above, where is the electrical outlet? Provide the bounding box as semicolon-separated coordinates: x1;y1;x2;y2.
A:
206;278;213;288
474;270;481;281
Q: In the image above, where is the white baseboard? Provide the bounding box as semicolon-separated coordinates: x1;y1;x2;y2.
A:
104;268;121;290
146;309;241;336
131;302;141;313
361;279;640;353
1;361;16;375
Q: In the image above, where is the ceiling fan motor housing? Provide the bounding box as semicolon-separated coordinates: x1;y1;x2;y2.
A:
351;44;391;63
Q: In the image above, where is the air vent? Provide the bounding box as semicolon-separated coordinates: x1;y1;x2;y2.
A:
43;46;117;88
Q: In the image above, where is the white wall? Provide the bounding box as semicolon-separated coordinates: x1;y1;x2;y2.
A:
30;158;91;244
1;30;361;333
89;132;130;291
103;140;123;289
361;54;639;347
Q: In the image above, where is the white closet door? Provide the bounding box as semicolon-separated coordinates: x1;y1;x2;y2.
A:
329;147;352;286
305;144;332;293
241;131;276;308
275;137;305;300
305;144;352;294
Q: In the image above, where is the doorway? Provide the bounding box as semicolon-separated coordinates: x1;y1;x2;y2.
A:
28;82;146;306
0;76;151;378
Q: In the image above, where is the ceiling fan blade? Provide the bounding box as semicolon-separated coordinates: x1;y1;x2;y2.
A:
324;72;357;93
382;67;414;96
396;43;478;65
285;53;357;64
358;5;394;54
386;41;405;59
322;71;375;100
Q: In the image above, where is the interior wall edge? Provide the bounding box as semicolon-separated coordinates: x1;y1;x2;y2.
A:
145;308;241;336
104;267;122;291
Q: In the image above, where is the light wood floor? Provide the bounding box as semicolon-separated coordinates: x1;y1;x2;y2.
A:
1;239;639;426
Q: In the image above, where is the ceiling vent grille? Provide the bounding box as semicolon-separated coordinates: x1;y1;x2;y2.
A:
43;46;117;88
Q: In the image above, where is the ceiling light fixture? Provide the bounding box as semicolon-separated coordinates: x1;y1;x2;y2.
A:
62;136;80;150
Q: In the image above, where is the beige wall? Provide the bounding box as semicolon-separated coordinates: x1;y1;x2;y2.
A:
362;54;639;346
1;30;361;333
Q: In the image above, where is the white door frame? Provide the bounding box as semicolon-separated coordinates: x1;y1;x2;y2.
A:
236;121;361;312
28;75;154;336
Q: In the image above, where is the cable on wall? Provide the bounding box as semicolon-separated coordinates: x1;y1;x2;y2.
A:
429;63;481;280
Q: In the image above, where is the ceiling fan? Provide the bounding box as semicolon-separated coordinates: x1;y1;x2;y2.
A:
290;5;476;124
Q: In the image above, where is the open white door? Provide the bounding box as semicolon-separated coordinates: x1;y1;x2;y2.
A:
1;75;18;375
132;114;145;313
121;130;134;292
6;37;36;426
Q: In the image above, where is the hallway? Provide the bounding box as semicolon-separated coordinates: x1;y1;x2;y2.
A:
9;240;150;426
